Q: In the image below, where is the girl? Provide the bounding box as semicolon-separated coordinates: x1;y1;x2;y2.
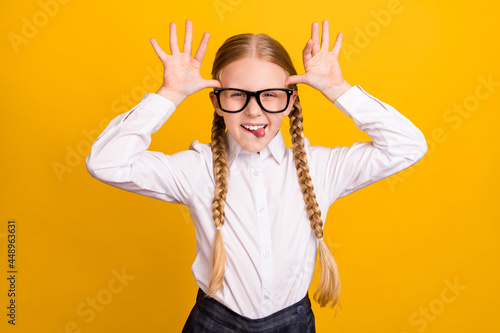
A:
86;20;427;332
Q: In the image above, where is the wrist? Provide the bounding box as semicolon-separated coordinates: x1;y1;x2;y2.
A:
322;80;352;103
155;86;187;107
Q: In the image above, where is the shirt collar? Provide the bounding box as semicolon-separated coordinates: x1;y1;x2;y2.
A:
226;130;286;168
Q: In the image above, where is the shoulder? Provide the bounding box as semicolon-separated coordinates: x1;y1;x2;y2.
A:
283;135;335;170
302;136;348;169
186;140;213;170
164;140;212;169
303;136;336;156
163;141;214;190
284;135;330;158
189;140;212;155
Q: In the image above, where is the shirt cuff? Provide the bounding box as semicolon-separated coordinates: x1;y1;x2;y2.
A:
121;92;176;124
137;92;176;114
333;85;388;122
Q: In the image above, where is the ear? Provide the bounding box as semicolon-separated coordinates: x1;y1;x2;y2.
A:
210;91;225;117
283;90;298;117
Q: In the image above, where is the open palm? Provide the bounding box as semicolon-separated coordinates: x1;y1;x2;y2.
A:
150;20;220;106
286;20;351;102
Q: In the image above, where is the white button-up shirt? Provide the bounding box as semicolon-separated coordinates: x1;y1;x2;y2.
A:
86;85;427;319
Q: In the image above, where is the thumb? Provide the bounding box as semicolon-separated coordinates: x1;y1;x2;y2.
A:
286;74;308;87
201;79;222;89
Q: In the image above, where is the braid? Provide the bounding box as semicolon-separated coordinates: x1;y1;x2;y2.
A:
289;100;342;315
207;111;229;299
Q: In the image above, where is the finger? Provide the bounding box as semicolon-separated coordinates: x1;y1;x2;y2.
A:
321;20;330;52
311;21;320;56
169;22;180;55
286;74;308;86
302;39;313;66
150;38;167;60
183;20;193;55
194;32;210;63
331;32;343;57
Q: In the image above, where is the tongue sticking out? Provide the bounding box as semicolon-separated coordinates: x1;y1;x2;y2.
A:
249;127;266;138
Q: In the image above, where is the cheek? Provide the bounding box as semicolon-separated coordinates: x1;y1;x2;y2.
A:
223;115;240;130
270;115;285;128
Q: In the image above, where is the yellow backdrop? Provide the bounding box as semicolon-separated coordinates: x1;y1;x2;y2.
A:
1;0;499;332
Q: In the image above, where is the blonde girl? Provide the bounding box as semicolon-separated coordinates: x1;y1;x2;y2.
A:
86;20;427;332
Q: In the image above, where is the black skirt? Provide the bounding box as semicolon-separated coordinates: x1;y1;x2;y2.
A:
182;288;316;333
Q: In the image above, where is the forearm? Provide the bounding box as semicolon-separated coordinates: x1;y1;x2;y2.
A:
155;86;187;108
86;93;175;178
321;80;353;104
334;85;427;162
316;85;427;200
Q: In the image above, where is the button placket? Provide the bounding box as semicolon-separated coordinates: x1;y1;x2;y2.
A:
251;156;274;315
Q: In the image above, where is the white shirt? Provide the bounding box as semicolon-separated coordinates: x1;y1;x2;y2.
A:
86;85;427;319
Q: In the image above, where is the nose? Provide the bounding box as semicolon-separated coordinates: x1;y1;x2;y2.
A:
244;95;264;117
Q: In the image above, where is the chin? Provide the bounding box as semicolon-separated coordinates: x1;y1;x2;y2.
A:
243;146;261;153
242;142;266;153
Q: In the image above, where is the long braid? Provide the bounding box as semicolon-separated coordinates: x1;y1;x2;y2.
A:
207;111;229;298
289;100;342;315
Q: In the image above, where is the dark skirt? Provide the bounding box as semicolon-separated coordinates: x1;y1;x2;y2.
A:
182;288;316;333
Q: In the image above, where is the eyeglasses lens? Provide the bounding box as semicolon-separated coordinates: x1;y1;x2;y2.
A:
219;90;289;112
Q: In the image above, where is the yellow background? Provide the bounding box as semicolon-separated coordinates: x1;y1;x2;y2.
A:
1;0;499;332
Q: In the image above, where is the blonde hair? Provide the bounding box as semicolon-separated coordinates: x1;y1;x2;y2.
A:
207;33;342;315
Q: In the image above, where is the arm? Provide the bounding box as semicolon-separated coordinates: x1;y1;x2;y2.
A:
311;85;427;202
86;93;199;204
287;20;427;202
86;20;220;204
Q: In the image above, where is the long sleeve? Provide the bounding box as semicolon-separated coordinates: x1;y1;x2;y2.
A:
86;92;207;205
309;85;428;204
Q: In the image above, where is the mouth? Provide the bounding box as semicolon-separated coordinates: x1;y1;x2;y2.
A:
241;124;267;130
241;124;268;138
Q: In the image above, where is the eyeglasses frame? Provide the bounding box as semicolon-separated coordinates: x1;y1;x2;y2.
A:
213;88;294;113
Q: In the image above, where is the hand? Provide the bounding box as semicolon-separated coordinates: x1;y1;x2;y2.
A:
286;20;352;103
150;20;221;107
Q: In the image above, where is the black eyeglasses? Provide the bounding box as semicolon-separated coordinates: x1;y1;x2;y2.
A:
213;88;294;113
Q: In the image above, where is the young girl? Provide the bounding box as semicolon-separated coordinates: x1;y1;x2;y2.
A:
86;20;427;332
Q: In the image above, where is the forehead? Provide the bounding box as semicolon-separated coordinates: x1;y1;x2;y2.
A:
219;57;288;90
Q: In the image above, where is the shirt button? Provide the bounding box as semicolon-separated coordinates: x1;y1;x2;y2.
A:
264;293;271;300
297;305;306;316
259;208;266;214
253;170;260;176
264;249;271;257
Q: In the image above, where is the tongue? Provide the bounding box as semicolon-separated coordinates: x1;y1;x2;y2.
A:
250;127;266;138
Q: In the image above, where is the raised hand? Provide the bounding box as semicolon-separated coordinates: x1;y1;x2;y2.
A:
150;20;221;107
286;20;351;103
